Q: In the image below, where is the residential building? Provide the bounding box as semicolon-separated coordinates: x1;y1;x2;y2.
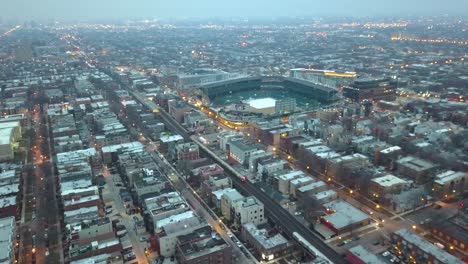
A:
396;156;437;184
233;196;266;227
175;225;232;264
242;223;290;261
433;171;468;199
391;229;463;264
346;245;384;264
0;216;15;264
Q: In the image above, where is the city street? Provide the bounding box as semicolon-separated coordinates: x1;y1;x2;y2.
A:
19;105;63;264
149;147;256;264
101;165;149;264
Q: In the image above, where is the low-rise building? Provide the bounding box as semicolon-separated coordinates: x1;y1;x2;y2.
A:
396;156;437;184
145;192;188;224
220;189;244;221
0;216;15;264
176;142;200;161
242;223;290;261
175;225;232;264
289;176;315;198
64;206;100;224
233;196;266;228
346;245;384;264
430;215;468;255
433;171;468;199
155;210;203;257
312;190;338;204
275;170;304;195
319;199;369;234
370;174;411;199
391;228;463;264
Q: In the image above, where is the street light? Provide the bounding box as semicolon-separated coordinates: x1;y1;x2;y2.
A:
412;225;416;230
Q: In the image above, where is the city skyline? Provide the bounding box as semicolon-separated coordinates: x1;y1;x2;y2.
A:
1;0;468;22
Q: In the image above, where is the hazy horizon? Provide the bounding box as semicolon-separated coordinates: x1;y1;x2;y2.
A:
1;0;468;22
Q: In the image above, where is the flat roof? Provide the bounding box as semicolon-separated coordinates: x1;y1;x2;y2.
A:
298;181;326;192
0;127;14;145
290;176;314;186
313;190;337;200
212;188;236;200
277;170;304;181
434;171;467;185
371;174;409;187
322;199;369;230
101;141;144;153
160;134;184;143
243;222;288;249
380;146;401;154
348;245;383;264
247;97;276;109
394;229;463;264
0;196;16;209
397;156;436;171
156;210;194;229
306;145;330;154
0;216;15;262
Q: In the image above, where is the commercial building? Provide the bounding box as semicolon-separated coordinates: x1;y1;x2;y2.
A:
391;229;463;264
319;199;370;235
343;77;397;102
242;223;290;261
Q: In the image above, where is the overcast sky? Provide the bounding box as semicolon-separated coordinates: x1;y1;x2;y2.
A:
1;0;467;22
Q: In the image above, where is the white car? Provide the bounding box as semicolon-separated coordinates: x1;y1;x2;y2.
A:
382;251;390;257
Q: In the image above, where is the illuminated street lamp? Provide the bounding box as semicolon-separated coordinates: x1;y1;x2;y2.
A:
412;225;416;230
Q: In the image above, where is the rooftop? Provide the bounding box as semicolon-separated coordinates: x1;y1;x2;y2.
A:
0;216;15;263
322;199;369;230
177;225;229;260
394;229;463;264
348;245;383;264
298;181;326;192
434;170;467;185
243;222;288;249
371;174;409;188
160;134;184;143
397;156;436;172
